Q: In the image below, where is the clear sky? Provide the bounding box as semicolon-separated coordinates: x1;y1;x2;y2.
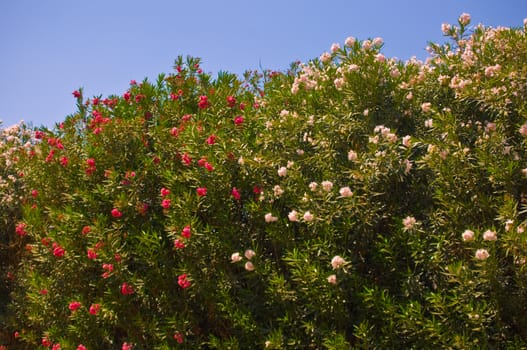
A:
1;0;526;128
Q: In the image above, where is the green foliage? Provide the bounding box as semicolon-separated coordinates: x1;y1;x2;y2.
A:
2;15;527;349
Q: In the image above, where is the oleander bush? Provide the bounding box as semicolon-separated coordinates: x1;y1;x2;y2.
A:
2;14;527;349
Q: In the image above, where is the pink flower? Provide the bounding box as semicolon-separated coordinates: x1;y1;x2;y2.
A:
181;225;191;239
330;43;340;53
197;187;207;197
519;123;527;136
339;187;353;198
288;210;298;222
475;248;489;260
462;229;474;242
111;208;123;218
331;256;346;270
402;216;417;231
244;249;256;260
120;282;134;295
244;261;255;271
265;213;278;223
77;345;87;350
277;166;287;177
69;301;82;312
234;116;244;125
231;187;241;200
52;343;61;350
178;274;191;289
122;342;134;350
458;12;471;26
320;52;331;63
89;303;101;315
231;252;242;263
327;274;337;285
344;36;356;47
303;211;314;222
483;230;497;241
421;102;432;113
441;23;451;35
161;199;171;209
348;150;358;161
321;181;333;192
87;248;97;260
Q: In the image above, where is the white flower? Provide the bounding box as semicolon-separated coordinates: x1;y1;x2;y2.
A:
331;255;346;269
309;182;318;191
421;102;432;113
277;166;287;177
505;220;514;232
231;252;243;263
244;249;256;260
330;43;340;53
273;185;284;197
483;230;497;241
288;210;299;222
320;52;331;63
425;119;433;128
339;187;353;197
303;211;314;222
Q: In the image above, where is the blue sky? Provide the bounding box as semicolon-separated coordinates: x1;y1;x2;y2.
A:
1;0;526;128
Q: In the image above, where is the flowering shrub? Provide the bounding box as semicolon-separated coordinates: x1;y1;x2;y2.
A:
2;15;527;349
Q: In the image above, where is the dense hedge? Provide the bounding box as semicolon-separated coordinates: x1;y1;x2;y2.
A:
2;14;527;349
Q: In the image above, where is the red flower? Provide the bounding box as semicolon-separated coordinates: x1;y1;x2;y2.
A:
182;114;191;122
178;274;191;289
123;91;131;101
60;156;69;166
122;342;133;350
77;345;87;350
173;332;184;343
69;301;82;312
42;337;52;347
234;116;244;125
114;253;122;262
14;331;20;338
181;225;191;239
197;187;207;197
198;95;210;109
197;157;207;167
15;223;27;236
45;149;56;162
72;90;81;98
89;303;101;315
204;162;214;172
40;289;48;295
130;80;137;85
31;189;38;198
206;134;217;145
174;239;185;249
160;188;171;197
231;187;241;200
52;343;61;350
120;282;134;295
226;95;236;108
182;152;192;166
239;102;246;110
87;248;97;260
53;244;65;258
253;186;262;194
111;208;123;218
86;158;96;167
161;199;171;209
81;226;91;235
